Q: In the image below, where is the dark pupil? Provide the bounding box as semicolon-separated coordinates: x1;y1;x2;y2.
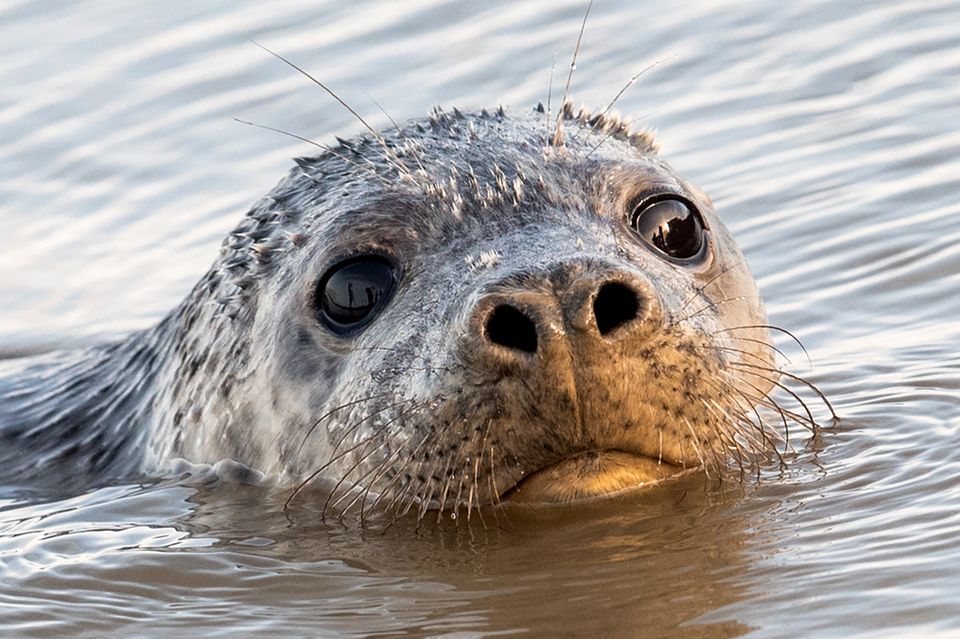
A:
632;199;704;259
319;259;394;331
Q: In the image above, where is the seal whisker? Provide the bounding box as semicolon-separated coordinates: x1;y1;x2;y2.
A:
466;428;483;525
325;439;397;521
365;452;417;525
473;416;500;527
763;389;821;431
452;463;467;526
575;56;674;151
251;41;414;180
701;396;757;474
446;421;482;526
401;418;456;522
697;378;767;449
670;295;765;326
676;433;688;471
705;379;786;471
463;415;492;526
708;343;780;368
721;376;795;457
749;392;819;434
551;0;594;147
364;446;419;524
486;442;510;529
407;439;440;521
715;324;813;367
707;408;753;479
722;372;799;453
545;51;558;132
599;57;674;122
431;429;461;522
320;399;431;495
296;397;417;488
364;91;429;175
681;417;710;477
283;398;428;516
233;117;389;184
696;343;806;447
703;367;798;444
327;429;423;522
295;392;395;459
383;418;449;522
458;415;485;524
358;417;440;525
734;385;815;453
466;462;478;525
413;476;437;523
676;262;745;316
583;115;642;160
328;408;435;522
658;428;664;465
694;399;746;477
380;439;426;522
719;334;795;367
336;427;442;526
729;360;835;423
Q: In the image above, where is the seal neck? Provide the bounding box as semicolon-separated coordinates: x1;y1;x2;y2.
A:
0;321;171;494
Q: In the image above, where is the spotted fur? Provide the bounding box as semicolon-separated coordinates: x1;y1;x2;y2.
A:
0;105;826;514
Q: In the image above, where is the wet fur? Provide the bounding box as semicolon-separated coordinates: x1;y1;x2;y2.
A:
0;103;830;518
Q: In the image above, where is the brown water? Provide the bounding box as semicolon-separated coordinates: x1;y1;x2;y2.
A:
2;0;960;636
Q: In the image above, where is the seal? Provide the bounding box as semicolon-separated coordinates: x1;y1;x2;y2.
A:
0;100;820;516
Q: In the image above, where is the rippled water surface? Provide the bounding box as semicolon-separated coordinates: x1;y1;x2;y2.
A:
2;1;960;637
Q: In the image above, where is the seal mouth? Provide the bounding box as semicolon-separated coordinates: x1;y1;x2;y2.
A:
502;450;688;505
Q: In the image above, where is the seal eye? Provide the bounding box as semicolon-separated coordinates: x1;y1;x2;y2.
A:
630;197;705;260
316;256;396;334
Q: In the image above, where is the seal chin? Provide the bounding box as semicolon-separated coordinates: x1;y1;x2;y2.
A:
503;451;687;505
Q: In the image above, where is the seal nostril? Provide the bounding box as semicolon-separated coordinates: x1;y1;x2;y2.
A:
593;282;641;335
485;304;538;353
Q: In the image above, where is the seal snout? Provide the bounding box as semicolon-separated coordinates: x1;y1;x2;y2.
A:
451;264;699;504
473;266;658;362
482;281;648;354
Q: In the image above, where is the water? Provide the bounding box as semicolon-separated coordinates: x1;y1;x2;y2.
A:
2;0;959;636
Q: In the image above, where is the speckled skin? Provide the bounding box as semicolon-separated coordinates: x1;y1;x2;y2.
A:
0;104;776;509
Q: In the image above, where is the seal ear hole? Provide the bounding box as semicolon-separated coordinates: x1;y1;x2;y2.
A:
486;304;538;354
593;282;640;335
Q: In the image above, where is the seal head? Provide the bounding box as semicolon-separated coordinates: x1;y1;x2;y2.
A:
138;104;777;514
0;103;787;512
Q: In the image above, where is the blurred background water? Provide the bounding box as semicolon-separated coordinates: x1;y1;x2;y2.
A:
1;0;959;636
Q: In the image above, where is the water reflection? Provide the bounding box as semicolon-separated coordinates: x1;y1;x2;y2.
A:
153;476;769;637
